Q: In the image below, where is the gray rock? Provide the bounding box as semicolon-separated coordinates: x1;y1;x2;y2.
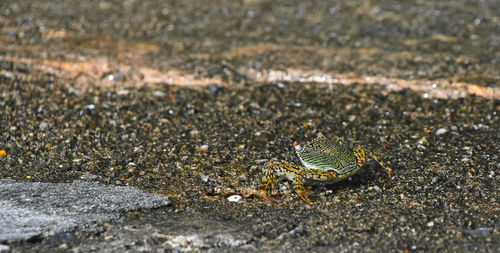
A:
0;179;171;242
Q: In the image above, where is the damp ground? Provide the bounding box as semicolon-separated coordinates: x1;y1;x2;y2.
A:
1;0;500;252
1;68;499;251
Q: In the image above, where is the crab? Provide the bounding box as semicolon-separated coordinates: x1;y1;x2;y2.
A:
259;133;393;204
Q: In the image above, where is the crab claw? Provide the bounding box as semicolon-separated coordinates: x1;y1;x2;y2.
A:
258;190;276;205
297;191;312;204
264;195;277;206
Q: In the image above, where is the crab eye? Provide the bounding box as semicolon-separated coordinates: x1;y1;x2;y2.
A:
294;141;302;151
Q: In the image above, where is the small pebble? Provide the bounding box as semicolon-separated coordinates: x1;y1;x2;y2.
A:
227;195;242;202
107;73;126;82
80;173;98;180
39;121;49;131
473;124;487;130
288;227;304;237
285;100;302;108
275;82;285;88
117;88;129;95
200;175;209;182
207;83;223;94
190;130;200;138
68;87;82;96
154;90;166;97
239;244;257;251
435;128;448;135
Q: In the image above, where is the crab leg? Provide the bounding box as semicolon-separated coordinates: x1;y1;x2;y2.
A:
259;161;278;205
366;150;393;178
293;178;311;204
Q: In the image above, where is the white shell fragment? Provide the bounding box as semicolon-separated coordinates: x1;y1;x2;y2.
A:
435;128;448;135
227;195;242;202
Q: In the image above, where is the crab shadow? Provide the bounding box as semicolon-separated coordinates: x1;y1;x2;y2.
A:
309;161;392;198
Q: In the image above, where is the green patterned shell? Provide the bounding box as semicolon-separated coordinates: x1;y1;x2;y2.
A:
294;133;358;175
